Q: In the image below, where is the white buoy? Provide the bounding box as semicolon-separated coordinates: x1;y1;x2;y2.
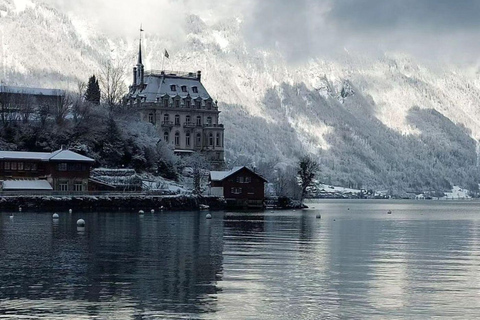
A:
160;206;164;211
18;206;22;212
9;212;14;219
53;213;59;219
316;214;321;219
139;210;145;214
206;213;212;219
69;209;72;214
151;209;155;214
77;219;85;226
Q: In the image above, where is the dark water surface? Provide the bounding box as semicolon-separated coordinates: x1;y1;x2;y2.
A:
1;200;480;319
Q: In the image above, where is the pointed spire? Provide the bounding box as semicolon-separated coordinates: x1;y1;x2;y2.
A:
138;24;144;65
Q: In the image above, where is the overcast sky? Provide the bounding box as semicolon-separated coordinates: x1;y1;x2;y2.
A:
42;0;480;63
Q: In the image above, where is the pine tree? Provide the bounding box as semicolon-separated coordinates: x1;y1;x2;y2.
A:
85;75;101;104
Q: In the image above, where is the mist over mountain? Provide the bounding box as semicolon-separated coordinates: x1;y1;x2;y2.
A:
1;0;480;193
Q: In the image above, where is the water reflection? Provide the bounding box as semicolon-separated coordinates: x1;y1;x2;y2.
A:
1;200;480;319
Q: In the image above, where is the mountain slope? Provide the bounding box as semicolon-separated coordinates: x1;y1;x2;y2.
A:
1;1;479;192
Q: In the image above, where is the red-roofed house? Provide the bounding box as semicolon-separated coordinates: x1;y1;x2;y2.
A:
209;166;268;208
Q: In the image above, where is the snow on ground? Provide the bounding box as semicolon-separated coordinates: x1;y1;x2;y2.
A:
140;173;191;195
442;186;470;199
316;184;361;194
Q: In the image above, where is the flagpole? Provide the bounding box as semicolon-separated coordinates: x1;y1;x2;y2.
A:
161;53;165;71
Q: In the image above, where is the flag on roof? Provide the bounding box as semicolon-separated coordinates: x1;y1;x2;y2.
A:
164;49;169;59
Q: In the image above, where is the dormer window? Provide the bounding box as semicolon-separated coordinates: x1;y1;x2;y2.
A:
181;86;187;92
170;85;176;92
195;100;201;109
192;86;198;93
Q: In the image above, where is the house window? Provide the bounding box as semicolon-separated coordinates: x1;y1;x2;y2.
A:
185;99;191;108
175;115;180;125
216;133;221;146
163;98;169;108
74;182;83;192
196;133;201;146
186;132;191;146
32;163;37;171
18;162;24;171
196;116;202;126
186;115;191;124
192;86;198;93
206;101;212;109
24;162;31;171
164;114;169;122
164;131;169;143
231;187;242;194
175;132;180;146
195;100;201;109
11;162;17;170
175;99;180;108
148;113;154;124
181;86;187;92
245;176;252;183
209;133;213;146
4;161;10;170
59;181;68;191
207;116;212;126
58;163;67;171
170;85;176;91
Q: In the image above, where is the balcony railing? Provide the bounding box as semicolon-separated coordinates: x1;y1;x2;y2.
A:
161;121;174;127
183;122;196;128
203;124;225;129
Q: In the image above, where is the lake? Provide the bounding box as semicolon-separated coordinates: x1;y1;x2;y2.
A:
1;200;480;319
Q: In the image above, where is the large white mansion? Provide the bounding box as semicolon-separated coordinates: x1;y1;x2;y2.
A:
125;42;225;168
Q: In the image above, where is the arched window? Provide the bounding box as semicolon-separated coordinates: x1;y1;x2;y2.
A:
186;132;191;146
163;98;169;108
175;115;180;125
164;131;169;143
174;99;180;108
186;115;191;124
175;132;180;146
163;114;169;123
195;99;201;109
148;113;154;124
196;133;201;146
185;99;191;108
209;132;214;146
206;116;212;126
196;116;202;126
216;133;221;146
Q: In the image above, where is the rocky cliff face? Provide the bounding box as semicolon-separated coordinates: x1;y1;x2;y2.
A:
1;0;479;191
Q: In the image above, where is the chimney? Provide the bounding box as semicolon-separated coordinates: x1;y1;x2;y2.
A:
197;70;202;82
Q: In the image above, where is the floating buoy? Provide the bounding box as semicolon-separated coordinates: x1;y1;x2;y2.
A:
9;212;14;219
151;209;155;214
77;226;85;233
206;213;212;219
139;210;144;214
77;219;85;227
53;213;59;219
18;206;22;212
69;209;72;214
387;210;392;214
316;214;321;219
160;206;164;211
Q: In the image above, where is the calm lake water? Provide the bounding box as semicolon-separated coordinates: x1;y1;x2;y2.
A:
1;200;480;319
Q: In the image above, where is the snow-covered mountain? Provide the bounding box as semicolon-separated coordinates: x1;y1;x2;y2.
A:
1;0;479;192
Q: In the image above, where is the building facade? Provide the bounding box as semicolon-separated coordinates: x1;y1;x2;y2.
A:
0;148;94;192
124;42;225;168
0;85;65;123
209;166;268;208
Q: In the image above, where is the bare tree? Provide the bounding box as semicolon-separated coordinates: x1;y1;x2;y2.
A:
298;155;320;204
99;59;127;110
53;93;72;126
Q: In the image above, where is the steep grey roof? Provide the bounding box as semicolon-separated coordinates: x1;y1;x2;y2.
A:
130;74;212;102
0;85;64;97
210;166;268;182
0;149;94;162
